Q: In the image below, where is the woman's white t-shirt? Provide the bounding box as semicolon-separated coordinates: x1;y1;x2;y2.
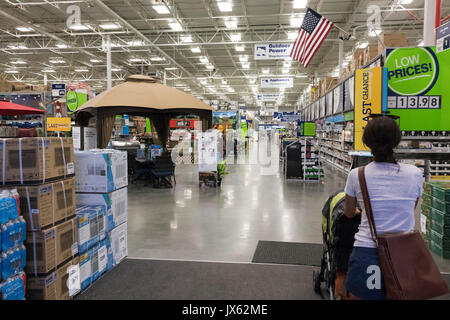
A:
344;162;423;248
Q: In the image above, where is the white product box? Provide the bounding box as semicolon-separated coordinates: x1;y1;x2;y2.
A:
76;187;128;233
107;222;128;266
75;149;128;193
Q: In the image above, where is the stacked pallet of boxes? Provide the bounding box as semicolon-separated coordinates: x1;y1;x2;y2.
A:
0;189;26;300
378;32;408;54
423;181;450;258
74;149;128;293
0;137;79;300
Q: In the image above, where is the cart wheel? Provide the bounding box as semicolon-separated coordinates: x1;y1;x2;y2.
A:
313;270;321;294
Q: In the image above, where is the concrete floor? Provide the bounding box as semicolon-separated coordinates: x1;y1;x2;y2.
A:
126;141;450;272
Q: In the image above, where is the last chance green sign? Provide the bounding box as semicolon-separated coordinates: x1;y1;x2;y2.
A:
386;47;450;131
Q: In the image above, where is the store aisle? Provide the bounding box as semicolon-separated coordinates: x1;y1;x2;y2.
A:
127;158;348;263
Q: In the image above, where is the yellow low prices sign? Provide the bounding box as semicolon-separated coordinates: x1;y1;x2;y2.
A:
47;117;71;132
354;67;383;151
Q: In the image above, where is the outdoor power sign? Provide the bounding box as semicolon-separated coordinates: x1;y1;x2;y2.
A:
385;47;450;130
254;43;293;60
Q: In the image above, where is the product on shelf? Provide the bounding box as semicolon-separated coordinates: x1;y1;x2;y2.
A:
423;181;450;258
74;149;128;193
76;206;106;253
0;137;74;184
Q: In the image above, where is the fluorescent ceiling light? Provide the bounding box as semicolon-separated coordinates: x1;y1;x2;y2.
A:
399;0;413;4
295;74;307;78
129;58;146;62
191;47;201;53
56;43;68;49
127;40;144;46
152;4;170;14
165;67;178;70
290;16;303;27
168;22;183;31
42;69;55;73
358;41;369;49
90;59;101;63
199;57;209;63
230;34;241;42
239;55;248;62
181;35;193;43
200;80;208;85
206;65;214;70
282;68;290;74
69;24;90;31
217;1;232;12
111;68;121;72
8;44;27;49
224;20;237;29
222;80;227;84
74;68;89;72
293;0;308;9
99;23;121;30
248;78;256;84
49;59;66;64
418;40;424;46
16;27;33;32
288;32;298;40
241;63;250;69
10;61;26;65
262;69;269;74
235;45;245;52
150;57;164;61
4;70;19;74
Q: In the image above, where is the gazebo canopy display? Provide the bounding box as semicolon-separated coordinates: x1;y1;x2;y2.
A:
75;75;213;148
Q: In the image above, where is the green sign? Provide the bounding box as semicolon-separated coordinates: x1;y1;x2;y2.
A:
66;91;88;114
386;47;438;96
386;47;450;131
344;111;354;121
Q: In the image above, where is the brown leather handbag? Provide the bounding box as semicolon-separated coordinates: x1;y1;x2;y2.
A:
358;166;449;300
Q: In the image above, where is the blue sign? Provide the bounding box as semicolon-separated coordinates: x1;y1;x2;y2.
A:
52;83;65;90
273;112;301;122
437;21;450;54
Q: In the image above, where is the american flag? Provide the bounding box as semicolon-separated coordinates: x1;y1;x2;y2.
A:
290;8;334;67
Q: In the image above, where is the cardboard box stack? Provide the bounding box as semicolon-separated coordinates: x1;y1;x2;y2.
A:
363;45;378;65
74;149;128;293
0;189;26;300
0;137;79;300
352;48;365;70
320;77;338;96
378;32;408;54
423;181;450;259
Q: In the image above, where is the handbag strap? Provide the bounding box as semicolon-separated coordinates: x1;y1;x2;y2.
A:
358;166;378;244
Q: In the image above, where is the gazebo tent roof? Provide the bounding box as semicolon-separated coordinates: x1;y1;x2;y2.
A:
75;75;213;116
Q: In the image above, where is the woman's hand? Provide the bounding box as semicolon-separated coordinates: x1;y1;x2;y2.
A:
345;195;358;219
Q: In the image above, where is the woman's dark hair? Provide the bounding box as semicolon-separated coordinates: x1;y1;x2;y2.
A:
362;116;401;163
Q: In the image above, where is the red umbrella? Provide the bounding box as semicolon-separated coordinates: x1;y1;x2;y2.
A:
0;100;46;116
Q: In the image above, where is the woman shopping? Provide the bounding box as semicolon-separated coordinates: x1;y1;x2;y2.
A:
342;116;423;300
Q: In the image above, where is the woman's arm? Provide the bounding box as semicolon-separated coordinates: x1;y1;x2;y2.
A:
345;194;358;219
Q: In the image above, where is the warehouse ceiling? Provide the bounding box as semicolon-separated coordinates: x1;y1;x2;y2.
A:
0;0;448;111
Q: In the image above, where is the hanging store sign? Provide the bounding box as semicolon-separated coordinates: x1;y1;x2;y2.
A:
437;21;450;54
260;77;293;88
51;83;66;97
354;67;384;151
256;94;280;102
385;47;450;130
66;90;88;114
47;117;71;132
254;43;294;60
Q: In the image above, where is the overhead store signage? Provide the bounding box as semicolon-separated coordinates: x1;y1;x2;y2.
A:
260;77;293;88
51;83;66;97
47;117;71;132
66;90;88;114
386;47;449;130
436;21;450;54
254;43;293;60
354;67;384;151
256;94;280;102
273;112;300;122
